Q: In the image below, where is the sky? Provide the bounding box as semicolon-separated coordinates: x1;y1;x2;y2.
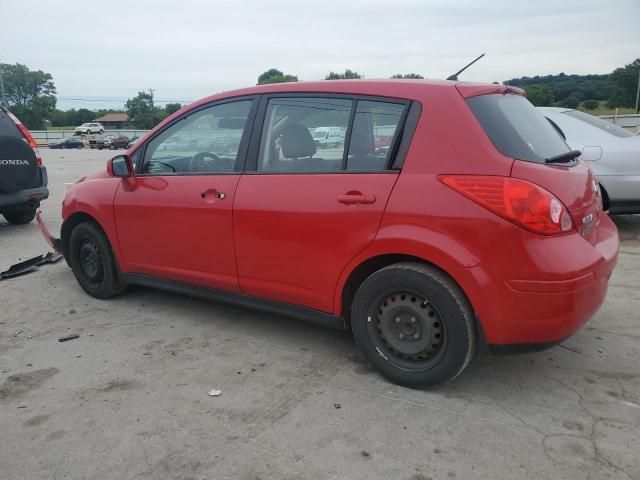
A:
1;0;638;110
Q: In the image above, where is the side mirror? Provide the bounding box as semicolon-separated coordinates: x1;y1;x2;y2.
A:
582;146;603;162
110;155;133;177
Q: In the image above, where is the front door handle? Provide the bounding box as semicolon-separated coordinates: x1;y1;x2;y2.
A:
337;191;376;205
200;189;226;201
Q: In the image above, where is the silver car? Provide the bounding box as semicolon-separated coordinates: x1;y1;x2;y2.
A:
539;107;640;214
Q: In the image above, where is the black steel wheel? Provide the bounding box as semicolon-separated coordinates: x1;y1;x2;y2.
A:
351;262;476;387
68;221;127;298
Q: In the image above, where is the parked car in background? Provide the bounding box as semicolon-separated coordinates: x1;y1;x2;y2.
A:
48;137;85;149
126;137;141;149
539;107;640;214
0;106;48;224
97;135;130;150
74;122;104;135
312;126;344;148
38;80;619;388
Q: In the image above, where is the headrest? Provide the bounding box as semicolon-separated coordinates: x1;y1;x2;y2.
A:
280;123;316;158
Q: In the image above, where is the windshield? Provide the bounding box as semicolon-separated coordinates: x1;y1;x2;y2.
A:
564;110;634;138
467;94;571;163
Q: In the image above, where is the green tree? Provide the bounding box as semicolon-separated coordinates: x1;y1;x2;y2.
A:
582;99;599;110
0;63;56;129
391;73;424;79
165;103;182;116
523;85;555;106
608;58;640;108
125;89;165;129
325;69;363;80
257;68;298;85
561;96;580;109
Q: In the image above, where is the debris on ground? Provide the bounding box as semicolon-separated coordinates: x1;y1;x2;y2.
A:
208;389;222;397
333;403;342;409
559;344;582;354
0;252;63;280
58;334;80;343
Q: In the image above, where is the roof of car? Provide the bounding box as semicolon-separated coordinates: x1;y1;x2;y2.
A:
537;106;574;114
218;79;521;103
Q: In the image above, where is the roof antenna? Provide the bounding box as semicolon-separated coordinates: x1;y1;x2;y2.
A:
446;53;485;81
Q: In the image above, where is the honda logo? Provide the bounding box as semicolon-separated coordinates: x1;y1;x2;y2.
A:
0;159;30;166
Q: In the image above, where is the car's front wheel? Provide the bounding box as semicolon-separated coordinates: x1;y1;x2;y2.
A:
3;208;36;225
351;262;476;388
68;221;127;299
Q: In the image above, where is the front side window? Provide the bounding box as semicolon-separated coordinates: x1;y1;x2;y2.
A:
347;101;405;171
467;94;570;163
142;100;253;175
258;98;351;172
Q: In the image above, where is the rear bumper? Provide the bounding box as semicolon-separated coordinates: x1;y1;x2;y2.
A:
0;168;49;209
461;215;619;347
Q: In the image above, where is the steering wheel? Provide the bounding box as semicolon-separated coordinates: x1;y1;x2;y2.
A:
188;151;222;172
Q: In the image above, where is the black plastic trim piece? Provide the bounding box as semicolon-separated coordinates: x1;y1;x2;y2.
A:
123;273;348;330
391;101;422;169
488;342;558;355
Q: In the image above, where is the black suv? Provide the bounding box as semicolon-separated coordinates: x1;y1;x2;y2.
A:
0;106;49;224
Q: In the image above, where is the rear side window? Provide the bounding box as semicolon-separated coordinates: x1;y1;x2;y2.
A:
258;97;351;172
564;110;634;138
467;94;570;163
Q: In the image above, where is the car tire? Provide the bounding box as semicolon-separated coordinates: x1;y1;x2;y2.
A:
350;262;476;388
68;221;127;299
99;129;104;134
2;208;36;225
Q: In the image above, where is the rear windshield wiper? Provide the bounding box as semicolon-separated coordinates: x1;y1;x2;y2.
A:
545;150;581;164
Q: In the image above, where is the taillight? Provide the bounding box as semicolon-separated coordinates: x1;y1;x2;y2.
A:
439;175;574;235
5;109;43;166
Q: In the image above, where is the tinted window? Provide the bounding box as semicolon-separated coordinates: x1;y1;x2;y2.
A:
142;100;252;175
347;101;405;171
564;110;634;138
467;94;570;163
258;97;352;172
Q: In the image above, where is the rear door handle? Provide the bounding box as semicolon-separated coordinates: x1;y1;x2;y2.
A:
337;191;376;205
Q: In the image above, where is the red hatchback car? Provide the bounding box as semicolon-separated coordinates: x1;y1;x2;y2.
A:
38;80;619;387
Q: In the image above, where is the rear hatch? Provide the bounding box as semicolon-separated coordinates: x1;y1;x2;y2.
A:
465;92;602;242
0;107;42;194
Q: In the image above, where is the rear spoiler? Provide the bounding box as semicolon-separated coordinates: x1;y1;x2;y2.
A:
456;83;526;99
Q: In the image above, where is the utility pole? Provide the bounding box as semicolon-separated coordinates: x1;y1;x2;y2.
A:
635;68;640;114
0;66;6;108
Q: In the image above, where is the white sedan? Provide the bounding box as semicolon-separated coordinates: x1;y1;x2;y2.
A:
539;107;640;214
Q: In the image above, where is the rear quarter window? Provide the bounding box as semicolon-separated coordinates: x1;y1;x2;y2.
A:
467;94;570;163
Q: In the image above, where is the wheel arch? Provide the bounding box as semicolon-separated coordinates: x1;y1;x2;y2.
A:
61;212;114;266
337;250;488;355
599;182;610;211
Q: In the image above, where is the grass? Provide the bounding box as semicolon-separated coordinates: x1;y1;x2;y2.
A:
576;100;636;116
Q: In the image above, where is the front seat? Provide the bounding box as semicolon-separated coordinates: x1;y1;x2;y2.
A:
275;123;326;172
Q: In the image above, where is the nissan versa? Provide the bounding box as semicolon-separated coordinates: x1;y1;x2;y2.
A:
37;80;619;387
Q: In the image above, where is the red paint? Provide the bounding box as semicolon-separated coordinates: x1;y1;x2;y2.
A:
55;79;619;348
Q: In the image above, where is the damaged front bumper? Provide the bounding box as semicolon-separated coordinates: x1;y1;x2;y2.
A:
36;210;63;254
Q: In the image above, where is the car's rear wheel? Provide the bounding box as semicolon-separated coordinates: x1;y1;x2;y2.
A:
351;262;476;388
68;221;127;298
99;129;104;134
3;208;36;225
